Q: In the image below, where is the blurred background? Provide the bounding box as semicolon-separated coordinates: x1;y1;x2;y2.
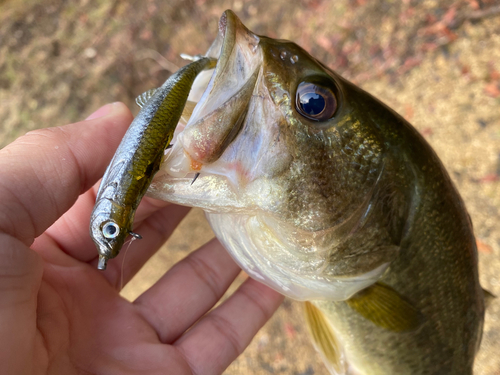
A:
1;0;499;373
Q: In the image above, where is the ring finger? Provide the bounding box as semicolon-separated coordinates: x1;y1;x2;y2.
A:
133;238;241;343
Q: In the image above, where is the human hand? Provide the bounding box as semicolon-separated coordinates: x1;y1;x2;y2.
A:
0;103;284;374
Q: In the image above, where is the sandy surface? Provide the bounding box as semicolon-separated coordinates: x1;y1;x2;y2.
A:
1;0;499;373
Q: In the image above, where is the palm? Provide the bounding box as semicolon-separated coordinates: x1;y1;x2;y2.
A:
0;103;283;375
34;257;188;373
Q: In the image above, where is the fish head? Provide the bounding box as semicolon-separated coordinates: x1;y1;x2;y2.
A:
89;199;131;267
149;10;407;301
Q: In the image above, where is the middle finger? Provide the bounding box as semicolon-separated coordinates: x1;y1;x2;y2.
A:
133;239;241;343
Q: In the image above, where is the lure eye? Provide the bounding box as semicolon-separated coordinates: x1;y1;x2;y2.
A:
296;82;337;121
102;221;120;239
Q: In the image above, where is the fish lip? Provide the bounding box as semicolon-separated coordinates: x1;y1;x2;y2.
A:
161;11;256;174
213;10;237;78
153;10;262;195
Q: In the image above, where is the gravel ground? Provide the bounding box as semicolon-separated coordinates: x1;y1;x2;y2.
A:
1;0;499;373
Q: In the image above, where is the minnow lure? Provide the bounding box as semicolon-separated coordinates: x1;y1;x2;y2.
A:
90;57;216;270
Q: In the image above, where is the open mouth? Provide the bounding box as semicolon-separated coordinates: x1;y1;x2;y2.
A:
157;10;261;184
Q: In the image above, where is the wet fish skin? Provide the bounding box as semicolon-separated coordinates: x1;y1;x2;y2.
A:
149;11;485;374
90;57;216;270
252;36;484;373
308;80;484;374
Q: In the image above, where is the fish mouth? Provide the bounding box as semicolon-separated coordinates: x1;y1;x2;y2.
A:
148;10;262;207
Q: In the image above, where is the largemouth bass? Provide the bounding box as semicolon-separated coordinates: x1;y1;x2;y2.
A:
148;10;486;374
90;57;216;270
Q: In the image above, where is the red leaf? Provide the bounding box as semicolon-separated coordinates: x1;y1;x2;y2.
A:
284;322;296;339
479;173;500;183
421;128;434;136
404;104;414;120
485;83;500;98
466;0;480;10
442;7;457;25
477;239;493;254
489;68;500;81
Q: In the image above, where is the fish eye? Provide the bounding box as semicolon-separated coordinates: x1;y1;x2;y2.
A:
102;221;120;239
295;82;337;121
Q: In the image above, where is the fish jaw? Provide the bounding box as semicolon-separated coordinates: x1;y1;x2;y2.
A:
149;10;290;213
207;212;390;301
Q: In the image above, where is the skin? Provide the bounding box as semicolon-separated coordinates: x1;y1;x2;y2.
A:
0;102;283;375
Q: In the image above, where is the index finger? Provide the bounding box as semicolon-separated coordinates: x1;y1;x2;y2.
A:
0;102;133;245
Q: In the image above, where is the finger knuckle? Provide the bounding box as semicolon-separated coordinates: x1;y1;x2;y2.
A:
184;254;224;300
207;313;244;356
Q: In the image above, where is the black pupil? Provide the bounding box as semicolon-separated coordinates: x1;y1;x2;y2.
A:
299;93;325;115
105;225;116;235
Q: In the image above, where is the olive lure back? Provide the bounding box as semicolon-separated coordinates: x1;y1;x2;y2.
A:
90;57;216;270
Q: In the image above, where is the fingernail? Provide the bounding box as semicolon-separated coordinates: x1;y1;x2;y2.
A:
85;103;114;120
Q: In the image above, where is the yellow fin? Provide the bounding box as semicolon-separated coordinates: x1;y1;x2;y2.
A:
135;88;158;108
346;282;422;332
304;301;346;375
483;288;496;309
181;100;197;123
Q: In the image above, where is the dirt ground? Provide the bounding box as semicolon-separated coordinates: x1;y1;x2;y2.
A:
1;0;499;374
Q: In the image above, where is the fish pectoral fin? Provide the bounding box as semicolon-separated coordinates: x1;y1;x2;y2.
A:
181;100;197;123
135;88;158;108
483;288;496;309
304;301;347;375
345;282;422;332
